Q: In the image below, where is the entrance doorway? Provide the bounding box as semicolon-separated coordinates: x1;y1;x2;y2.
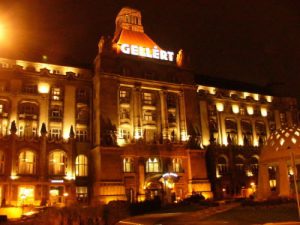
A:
49;186;64;206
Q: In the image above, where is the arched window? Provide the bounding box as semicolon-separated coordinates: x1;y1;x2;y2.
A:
235;155;245;171
18;151;36;174
216;155;228;176
49;151;67;175
249;155;259;175
75;155;88;177
146;158;161;173
172;158;182;172
0;151;4;174
123;158;134;172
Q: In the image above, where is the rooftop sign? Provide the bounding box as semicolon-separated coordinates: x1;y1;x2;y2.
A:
120;43;174;62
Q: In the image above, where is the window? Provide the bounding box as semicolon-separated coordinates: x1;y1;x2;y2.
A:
168;112;176;123
143;93;152;105
50;128;61;140
76;129;88;142
50;106;62;118
119;129;130;142
18;151;36;174
77;106;89;122
120;90;127;98
76;186;88;203
20;103;38;115
216;156;228;176
172;158;182;172
49;151;67;175
120;108;130;119
123;158;134;172
75;155;88;177
0;104;3;114
146;158;160;173
235;156;244;171
18;186;35;205
0;151;4;174
167;94;177;108
23;84;37;94
144;110;155;121
119;89;130;103
52;87;61;101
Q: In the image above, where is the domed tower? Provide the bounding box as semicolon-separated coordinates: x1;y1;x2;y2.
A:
257;126;300;200
113;7;144;41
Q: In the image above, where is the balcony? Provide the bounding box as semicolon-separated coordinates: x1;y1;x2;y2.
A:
19;113;38;120
49;115;63;122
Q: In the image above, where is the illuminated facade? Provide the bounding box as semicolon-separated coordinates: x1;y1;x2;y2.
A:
0;7;298;206
0;58;92;206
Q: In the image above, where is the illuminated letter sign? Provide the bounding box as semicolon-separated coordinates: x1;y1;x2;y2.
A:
120;43;174;62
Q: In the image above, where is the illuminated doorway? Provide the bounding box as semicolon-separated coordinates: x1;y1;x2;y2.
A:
49;186;64;206
18;186;35;206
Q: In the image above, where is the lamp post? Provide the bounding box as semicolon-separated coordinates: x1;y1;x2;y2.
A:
290;149;300;220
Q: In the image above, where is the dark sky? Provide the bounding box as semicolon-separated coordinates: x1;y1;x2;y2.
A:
0;0;300;100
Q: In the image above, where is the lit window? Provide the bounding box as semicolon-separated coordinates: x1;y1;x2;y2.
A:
76;186;88;203
52;88;61;101
120;90;127;98
18;151;36;174
143;93;152;105
120;108;130;119
144;110;155;121
172;158;182;172
49;151;67;175
75;155;88;177
146;158;160;173
76;129;88;142
123;158;134;172
50;128;61;140
0;151;4;174
0;104;3;114
20;103;38;115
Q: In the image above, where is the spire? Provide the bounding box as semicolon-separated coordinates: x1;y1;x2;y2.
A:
69;125;75;139
40;123;47;136
10;120;17;134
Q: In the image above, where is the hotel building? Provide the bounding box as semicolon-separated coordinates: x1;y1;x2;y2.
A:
0;7;297;206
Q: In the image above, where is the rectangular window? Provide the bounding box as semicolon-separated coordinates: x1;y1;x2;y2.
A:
120;90;127;98
0;104;3;114
120;108;130;119
143;93;152;105
76;129;88;142
50;128;61;140
144;110;155;121
52;88;61;101
23;84;37;94
76;186;88;203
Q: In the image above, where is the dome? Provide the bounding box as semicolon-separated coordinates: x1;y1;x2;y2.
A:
261;126;300;162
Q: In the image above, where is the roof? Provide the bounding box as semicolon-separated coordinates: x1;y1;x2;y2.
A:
194;73;272;95
260;126;300;162
117;29;161;49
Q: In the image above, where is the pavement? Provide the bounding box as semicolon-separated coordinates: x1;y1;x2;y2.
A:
116;202;240;225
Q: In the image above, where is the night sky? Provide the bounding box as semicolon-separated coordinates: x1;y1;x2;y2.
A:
0;1;300;101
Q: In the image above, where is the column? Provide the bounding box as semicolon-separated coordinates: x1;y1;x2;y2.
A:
218;113;225;145
251;119;257;146
274;110;281;130
199;100;210;146
179;91;187;141
133;86;142;139
63;85;76;139
93;74;101;146
237;118;243;145
257;164;271;200
38;95;49;132
159;90;168;141
278;160;290;197
138;161;145;201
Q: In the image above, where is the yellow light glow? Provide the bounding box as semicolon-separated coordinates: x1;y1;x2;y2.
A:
181;131;189;141
208;87;216;95
38;82;50;94
65;173;75;180
266;96;272;102
253;94;259;101
0;24;5;41
243;92;250;99
216;102;224;112
246;106;254;115
232;104;239;114
134;130;141;139
261;107;268;117
63;193;69;197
